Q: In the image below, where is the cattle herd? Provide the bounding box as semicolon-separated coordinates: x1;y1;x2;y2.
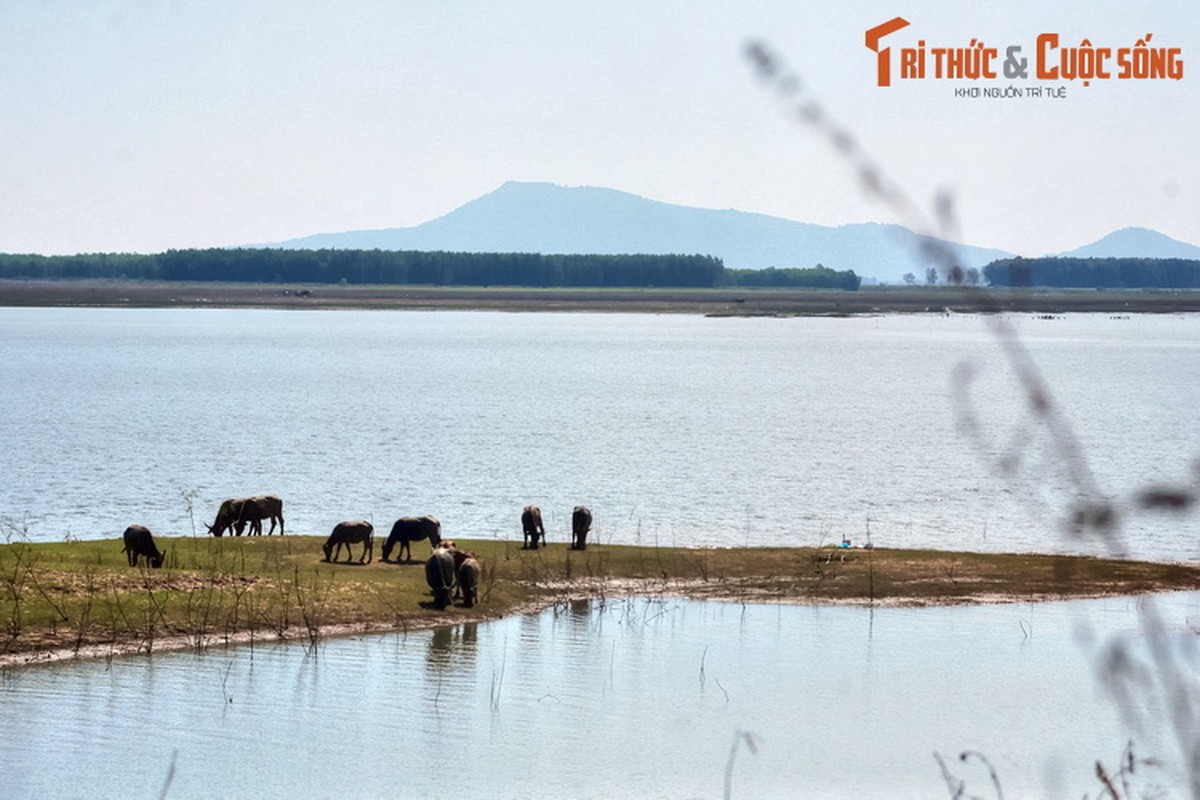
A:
205;495;285;537
120;499;594;612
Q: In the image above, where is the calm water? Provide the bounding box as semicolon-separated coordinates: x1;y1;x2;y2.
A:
2;307;1199;560
4;309;1199;797
2;594;1197;799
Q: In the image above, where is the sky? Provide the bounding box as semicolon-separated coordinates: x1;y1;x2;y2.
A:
2;1;1198;257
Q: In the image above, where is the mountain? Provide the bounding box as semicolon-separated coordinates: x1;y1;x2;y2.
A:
268;182;1012;284
1053;227;1200;260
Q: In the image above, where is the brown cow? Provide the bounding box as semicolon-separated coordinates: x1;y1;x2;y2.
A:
425;546;457;609
521;504;545;549
571;505;592;551
236;495;285;536
123;525;165;568
322;521;374;563
206;498;246;538
453;549;482;608
382;515;442;562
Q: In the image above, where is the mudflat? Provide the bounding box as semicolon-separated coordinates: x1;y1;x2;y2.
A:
2;279;1200;315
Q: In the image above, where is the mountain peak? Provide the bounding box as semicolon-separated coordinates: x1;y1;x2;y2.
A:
1056;227;1200;259
267;182;1012;282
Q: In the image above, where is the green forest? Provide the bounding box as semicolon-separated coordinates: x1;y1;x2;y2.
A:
0;249;862;291
983;257;1200;289
721;265;862;291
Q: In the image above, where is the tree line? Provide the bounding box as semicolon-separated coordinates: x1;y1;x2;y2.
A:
721;265;862;291
983;257;1200;289
0;248;862;290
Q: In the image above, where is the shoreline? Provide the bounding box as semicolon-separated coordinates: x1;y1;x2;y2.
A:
3;537;1199;670
3;278;1200;315
4;577;1190;671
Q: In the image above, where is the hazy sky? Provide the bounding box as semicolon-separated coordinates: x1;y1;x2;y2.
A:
2;1;1197;256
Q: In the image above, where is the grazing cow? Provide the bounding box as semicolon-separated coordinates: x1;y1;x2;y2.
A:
425;546;457;609
382;515;442;562
206;498;246;538
322;521;374;563
571;505;592;551
236;495;285;536
453;549;481;608
521;504;545;549
122;525;165;568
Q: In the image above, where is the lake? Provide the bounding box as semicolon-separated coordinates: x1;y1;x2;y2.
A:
2;593;1197;798
3;307;1199;562
3;306;1199;797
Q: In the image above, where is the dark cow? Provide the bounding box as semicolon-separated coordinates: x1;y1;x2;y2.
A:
322;521;374;563
571;505;592;551
206;498;246;538
521;504;545;549
425;545;457;609
453;549;482;608
382;515;442;562
122;525;165;568
236;495;285;536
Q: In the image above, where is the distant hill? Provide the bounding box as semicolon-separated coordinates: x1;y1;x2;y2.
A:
267;182;1012;284
1053;227;1200;260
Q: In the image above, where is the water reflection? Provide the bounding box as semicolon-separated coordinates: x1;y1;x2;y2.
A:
1;595;1196;798
427;621;479;671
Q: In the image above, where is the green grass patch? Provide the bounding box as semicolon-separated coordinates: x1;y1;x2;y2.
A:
2;536;1197;666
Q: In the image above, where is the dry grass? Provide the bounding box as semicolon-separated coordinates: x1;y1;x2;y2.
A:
2;279;1200;315
3;535;1197;667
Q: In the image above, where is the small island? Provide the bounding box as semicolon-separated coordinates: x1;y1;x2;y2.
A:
3;535;1197;668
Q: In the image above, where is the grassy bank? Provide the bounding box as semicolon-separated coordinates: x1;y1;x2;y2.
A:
3;279;1200;315
3;535;1197;667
